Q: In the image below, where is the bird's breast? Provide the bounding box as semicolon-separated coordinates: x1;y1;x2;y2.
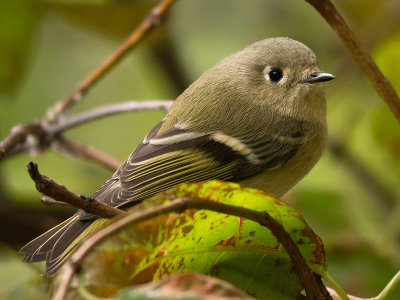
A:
238;124;327;198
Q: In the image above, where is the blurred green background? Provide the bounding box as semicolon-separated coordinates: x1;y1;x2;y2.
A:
0;0;399;299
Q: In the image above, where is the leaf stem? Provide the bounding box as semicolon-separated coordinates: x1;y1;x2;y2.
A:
322;272;350;300
375;271;400;300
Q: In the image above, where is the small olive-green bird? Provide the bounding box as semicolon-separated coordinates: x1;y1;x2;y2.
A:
21;37;334;275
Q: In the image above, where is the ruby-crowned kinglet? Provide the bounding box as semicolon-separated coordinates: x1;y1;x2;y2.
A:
21;37;334;275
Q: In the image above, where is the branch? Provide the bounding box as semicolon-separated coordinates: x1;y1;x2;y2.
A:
27;162;125;218
305;0;400;123
49;101;173;135
1;0;178;165
53;136;122;172
45;0;178;123
0;100;171;168
41;196;72;207
53;197;331;300
0;121;45;162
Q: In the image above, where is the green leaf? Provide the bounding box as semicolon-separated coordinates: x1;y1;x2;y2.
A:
375;35;400;93
370;108;400;177
80;181;326;299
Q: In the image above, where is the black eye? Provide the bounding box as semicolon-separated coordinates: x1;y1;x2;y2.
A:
268;69;283;82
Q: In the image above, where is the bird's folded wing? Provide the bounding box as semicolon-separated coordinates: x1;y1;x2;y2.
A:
80;120;304;219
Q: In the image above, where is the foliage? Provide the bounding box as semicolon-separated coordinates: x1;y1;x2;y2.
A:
70;181;326;299
114;272;254;300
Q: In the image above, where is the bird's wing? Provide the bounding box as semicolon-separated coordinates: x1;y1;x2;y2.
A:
80;120;305;219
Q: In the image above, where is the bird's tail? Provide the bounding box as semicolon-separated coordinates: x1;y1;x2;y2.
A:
20;215;107;276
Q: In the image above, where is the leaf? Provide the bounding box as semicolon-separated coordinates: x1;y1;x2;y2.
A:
79;181;326;299
41;1;161;41
375;34;400;93
115;272;254;300
370;108;400;172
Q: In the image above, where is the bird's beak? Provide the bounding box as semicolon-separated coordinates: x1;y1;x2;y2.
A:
305;72;335;83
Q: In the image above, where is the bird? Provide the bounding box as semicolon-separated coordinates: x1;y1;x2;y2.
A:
20;37;334;275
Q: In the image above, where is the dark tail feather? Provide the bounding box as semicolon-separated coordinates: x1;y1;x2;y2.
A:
23;253;47;263
46;218;94;275
20;215;96;276
20;217;77;259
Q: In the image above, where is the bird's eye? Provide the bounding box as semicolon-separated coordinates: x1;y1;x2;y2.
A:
268;69;283;82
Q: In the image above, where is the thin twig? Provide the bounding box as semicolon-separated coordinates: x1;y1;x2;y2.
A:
1;0;178;165
305;0;400;123
48;101;173;135
53;136;122;172
41;196;72;207
45;0;178;123
53;197;330;300
27;162;125;218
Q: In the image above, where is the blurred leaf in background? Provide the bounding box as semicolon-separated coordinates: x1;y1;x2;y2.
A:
0;0;38;96
0;0;399;299
114;272;254;300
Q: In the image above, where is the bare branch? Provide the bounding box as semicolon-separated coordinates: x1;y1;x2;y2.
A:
1;0;178;166
0;122;45;162
53;136;122;172
305;0;400;123
41;196;72;207
49;100;173;135
27;162;125;218
53;197;330;300
46;0;178;123
1;100;171;167
0;100;171;168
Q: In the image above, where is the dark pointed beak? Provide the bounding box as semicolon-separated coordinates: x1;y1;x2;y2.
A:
306;72;335;83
